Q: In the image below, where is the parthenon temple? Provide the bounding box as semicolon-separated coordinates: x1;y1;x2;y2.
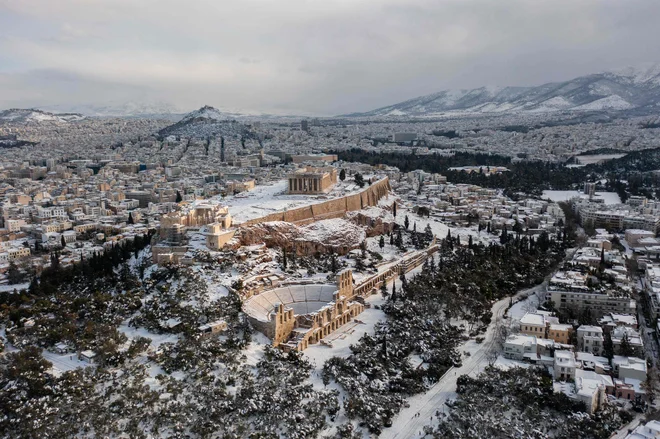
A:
287;166;338;194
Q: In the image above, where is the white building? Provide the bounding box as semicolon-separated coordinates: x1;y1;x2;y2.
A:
577;325;604;355
554;350;577;381
573;369;611;413
613;356;648;382
624;420;660;439
503;334;537;361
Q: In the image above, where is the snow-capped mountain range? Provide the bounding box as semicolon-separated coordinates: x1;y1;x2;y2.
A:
345;63;660;117
0;108;86;124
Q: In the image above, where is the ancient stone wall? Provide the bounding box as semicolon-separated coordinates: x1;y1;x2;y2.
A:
352;244;440;298
240;177;391;227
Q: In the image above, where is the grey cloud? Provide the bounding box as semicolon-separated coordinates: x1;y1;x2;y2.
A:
1;0;659;115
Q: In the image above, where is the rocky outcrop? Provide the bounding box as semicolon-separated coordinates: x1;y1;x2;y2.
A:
235;218;366;255
345;206;396;237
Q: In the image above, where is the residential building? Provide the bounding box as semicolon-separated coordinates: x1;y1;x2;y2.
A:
519;312;549;338
554;350;577;381
548;323;573;344
624;420;660;438
577;325;604;355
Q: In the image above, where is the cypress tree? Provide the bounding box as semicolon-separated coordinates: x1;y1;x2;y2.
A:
380;281;388;298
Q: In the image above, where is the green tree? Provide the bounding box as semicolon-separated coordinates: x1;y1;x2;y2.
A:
127;212;134;224
7;261;24;285
4;346;53;398
175;190;183;203
379;235;385;249
513;220;523;235
537;231;550;252
500;226;509;245
404;215;409;230
339;169;346;181
583;219;596;236
354;173;365;188
424;224;433;242
619;332;634;357
603;333;614;361
50;251;60;271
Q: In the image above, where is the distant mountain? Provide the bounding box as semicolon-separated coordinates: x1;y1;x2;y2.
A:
39;101;187;118
346;63;660;117
0;108;85;124
158;105;255;138
37;102;303;120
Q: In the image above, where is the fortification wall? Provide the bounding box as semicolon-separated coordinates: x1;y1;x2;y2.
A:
240;177;391;227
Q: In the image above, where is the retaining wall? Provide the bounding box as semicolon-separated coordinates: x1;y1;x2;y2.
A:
240;177;391;227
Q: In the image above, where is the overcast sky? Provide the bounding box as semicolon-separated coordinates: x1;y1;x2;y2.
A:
1;0;659;115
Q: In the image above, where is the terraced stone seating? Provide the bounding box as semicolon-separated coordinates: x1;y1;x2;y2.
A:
244;284;338;322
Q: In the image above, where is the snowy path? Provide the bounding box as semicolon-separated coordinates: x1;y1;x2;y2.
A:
608;413;645;439
380;282;547;439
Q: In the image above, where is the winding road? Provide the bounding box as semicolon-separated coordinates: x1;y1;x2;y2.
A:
380;281;547;439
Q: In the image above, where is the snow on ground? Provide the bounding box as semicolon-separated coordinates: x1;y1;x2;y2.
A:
493;355;532;371
118;323;180;348
0;282;29;293
244;332;272;366
395;204;496;246
42;349;91;375
305;276;409;437
597;191;623;205
190;265;230;300
575;154;626;165
574;95;633;111
304;292;388;371
507;291;541;321
542;190;621;205
217;178;378;224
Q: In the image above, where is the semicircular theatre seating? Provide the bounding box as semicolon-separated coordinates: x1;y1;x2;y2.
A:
244;284;338;322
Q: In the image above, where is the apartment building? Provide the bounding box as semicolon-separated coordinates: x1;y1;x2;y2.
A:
550;290;636;318
577;325;604;355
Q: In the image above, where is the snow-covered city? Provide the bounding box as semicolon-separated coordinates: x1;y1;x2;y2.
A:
3;1;660;438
